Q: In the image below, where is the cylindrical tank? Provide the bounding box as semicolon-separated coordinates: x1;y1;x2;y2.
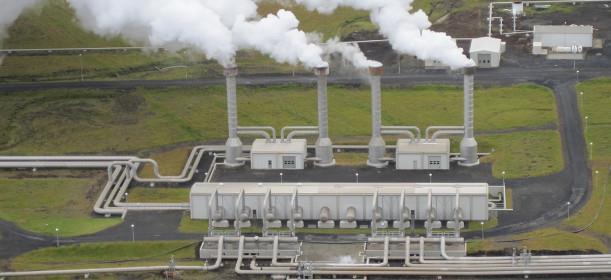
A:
293;206;303;221
345;207;357;222
212;207;225;221
319;207;331;222
401;207;411;222
265;207;276;221
373;207;383;222
238;207;251;222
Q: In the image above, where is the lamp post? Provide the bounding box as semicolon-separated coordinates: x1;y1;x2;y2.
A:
124;192;128;202
566;201;571;220
355;172;359;184
480;222;485;240
429;173;432;184
502;171;506;186
589;142;593;161
584;116;589;142
579;91;584;113
131;224;135;242
576;70;580;83
79;54;84;82
595;170;599;187
55;227;60;247
280;172;283;184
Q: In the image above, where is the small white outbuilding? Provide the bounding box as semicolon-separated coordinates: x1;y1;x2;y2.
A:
469;37;504;68
395;139;450;170
250;139;307;170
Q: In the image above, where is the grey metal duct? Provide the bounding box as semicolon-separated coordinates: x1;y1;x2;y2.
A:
314;66;335;167
367;65;387;168
224;65;243;167
459;66;479;166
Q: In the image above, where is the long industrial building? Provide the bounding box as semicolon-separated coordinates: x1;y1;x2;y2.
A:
190;182;490;234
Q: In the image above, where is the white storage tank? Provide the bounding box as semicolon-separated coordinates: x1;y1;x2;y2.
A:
250;139;307;170
395;139;450;170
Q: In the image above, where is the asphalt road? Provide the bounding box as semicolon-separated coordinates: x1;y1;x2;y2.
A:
0;55;610;264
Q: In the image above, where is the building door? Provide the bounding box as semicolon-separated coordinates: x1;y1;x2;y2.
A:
282;156;296;169
477;53;492;67
428;156;442;169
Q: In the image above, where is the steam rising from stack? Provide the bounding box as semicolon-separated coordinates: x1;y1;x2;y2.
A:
67;0;330;68
296;0;475;70
0;0;42;41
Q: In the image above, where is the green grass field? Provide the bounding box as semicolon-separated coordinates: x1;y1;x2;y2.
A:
128;187;189;203
0;84;557;155
0;172;120;237
468;228;608;254
10;240;199;271
469;77;611;255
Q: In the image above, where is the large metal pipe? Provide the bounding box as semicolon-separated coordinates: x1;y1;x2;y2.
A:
459;66;479;166
224;65;243;167
314;66;335;167
367;64;387;168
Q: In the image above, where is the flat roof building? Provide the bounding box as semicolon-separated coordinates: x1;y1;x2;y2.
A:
469;37;505;68
533;25;593;59
396;139;450;170
250;139;307;170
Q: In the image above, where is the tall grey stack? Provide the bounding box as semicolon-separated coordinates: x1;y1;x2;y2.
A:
459;66;479;166
367;65;388;168
314;66;335;167
224;65;243;167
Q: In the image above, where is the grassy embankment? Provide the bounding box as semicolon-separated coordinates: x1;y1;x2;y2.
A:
0;170;120;237
469;77;611;254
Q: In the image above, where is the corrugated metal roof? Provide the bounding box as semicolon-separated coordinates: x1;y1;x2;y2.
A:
469;37;502;53
534;25;593;34
251;139;307;154
191;182;489;196
396;139;450;154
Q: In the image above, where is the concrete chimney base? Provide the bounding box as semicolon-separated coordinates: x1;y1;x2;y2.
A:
368;136;388;168
224;137;244;167
314;137;335;167
459;137;479;166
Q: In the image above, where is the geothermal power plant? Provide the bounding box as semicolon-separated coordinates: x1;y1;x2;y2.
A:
223;63;480;170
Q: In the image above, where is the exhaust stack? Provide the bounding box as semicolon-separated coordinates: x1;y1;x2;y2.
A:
314;66;335;167
224;65;243;167
459;66;479;166
367;64;388;168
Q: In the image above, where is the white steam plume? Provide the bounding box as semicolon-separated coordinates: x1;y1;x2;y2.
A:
68;0;329;69
67;0;240;66
295;0;475;69
232;9;327;68
0;0;42;41
324;38;380;69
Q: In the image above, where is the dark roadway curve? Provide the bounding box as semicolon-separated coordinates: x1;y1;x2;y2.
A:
0;62;610;261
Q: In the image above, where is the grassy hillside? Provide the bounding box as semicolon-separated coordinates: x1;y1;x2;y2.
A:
0;84;557;155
